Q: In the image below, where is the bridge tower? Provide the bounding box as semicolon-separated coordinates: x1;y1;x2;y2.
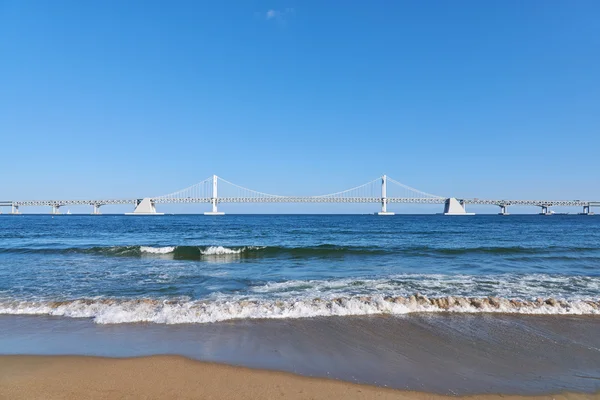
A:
377;175;395;216
205;175;225;216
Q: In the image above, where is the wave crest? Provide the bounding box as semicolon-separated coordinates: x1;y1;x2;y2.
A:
2;244;599;260
200;246;245;255
140;246;175;254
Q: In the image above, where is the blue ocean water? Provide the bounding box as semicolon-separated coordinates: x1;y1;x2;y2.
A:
0;214;599;323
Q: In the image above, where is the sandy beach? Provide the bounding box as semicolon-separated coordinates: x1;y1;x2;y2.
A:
0;355;597;400
2;314;600;396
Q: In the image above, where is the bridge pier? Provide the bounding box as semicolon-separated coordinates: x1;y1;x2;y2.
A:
125;198;164;215
92;204;102;215
498;204;509;216
51;204;61;215
377;175;395;215
539;205;551;215
205;175;225;215
578;205;593;215
443;198;475;215
11;204;20;215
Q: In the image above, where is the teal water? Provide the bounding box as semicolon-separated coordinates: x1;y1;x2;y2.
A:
0;215;599;324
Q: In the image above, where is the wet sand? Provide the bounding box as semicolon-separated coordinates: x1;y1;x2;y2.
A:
0;314;599;395
1;355;598;400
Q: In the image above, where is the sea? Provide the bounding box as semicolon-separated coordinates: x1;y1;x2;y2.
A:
1;214;599;394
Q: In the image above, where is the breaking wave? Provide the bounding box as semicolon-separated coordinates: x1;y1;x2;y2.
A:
0;244;388;260
140;246;175;254
0;295;598;324
139;246;247;256
1;244;599;260
200;246;245;255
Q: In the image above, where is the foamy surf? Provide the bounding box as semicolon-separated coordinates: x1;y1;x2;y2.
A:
140;246;176;254
0;295;599;324
138;245;250;256
200;246;245;255
72;245;264;259
248;274;600;299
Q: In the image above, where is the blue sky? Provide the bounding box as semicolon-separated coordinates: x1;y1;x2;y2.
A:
1;1;599;214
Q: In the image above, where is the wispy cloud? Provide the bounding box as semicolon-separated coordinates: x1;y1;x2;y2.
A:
262;8;295;24
266;9;279;20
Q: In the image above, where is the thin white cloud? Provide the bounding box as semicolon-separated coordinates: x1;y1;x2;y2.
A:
263;8;295;24
266;9;278;20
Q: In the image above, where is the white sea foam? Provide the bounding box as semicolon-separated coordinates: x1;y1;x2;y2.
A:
0;295;598;325
200;246;244;255
140;246;176;254
248;274;600;300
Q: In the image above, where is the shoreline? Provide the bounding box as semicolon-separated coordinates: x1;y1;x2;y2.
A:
1;354;598;400
1;314;600;395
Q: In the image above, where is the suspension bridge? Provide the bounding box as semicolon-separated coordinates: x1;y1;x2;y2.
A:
1;175;598;216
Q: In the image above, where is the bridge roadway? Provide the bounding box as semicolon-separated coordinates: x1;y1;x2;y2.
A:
3;198;599;207
1;197;599;214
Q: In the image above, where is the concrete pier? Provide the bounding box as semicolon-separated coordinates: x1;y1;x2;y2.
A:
125;198;164;216
92;204;102;215
539;205;552;215
578;205;594;215
444;198;475;215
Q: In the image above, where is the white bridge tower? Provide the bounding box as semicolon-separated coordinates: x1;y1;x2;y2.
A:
377;175;395;216
205;175;225;216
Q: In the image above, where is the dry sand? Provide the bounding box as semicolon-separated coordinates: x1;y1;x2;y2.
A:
0;355;598;400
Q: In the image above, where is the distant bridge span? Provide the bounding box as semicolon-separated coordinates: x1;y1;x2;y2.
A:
1;175;598;216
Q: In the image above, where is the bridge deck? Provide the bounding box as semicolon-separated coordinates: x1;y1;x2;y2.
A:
2;197;597;207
